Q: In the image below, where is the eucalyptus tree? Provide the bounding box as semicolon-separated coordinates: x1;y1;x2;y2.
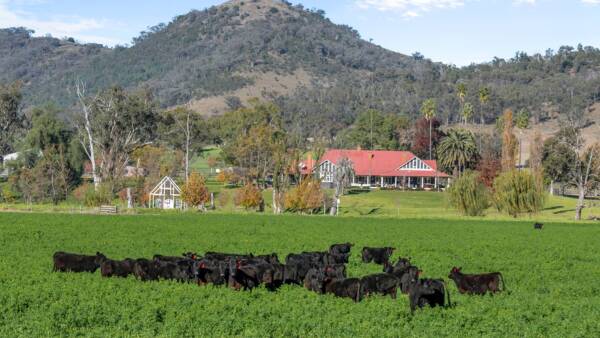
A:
330;157;354;216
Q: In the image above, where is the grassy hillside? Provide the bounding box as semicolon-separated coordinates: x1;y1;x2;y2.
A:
0;212;599;336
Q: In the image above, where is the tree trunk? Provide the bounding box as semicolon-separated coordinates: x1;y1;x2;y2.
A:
549;180;554;195
429;118;432;160
575;185;586;221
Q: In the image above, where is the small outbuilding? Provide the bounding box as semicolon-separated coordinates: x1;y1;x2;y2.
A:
149;176;183;209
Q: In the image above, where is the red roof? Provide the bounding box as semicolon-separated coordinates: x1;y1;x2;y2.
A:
305;149;449;178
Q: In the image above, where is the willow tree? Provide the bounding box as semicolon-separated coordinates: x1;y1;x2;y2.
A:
446;171;490;216
493;170;545;218
437;129;478;177
330;157;354;216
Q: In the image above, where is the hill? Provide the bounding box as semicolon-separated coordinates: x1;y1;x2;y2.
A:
2;0;600;138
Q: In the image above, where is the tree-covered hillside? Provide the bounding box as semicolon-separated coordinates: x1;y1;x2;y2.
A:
1;0;600;138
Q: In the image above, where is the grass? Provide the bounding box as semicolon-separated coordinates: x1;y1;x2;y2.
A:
1;212;599;336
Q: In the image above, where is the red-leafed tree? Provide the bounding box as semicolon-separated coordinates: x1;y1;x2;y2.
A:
411;117;443;159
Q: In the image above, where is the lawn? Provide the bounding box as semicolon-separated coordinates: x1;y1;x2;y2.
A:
0;212;599;337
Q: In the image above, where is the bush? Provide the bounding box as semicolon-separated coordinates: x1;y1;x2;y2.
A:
493;170;545;217
446;171;490;216
83;184;113;207
234;184;263;211
285;178;325;214
1;185;16;203
181;172;210;209
217;190;230;208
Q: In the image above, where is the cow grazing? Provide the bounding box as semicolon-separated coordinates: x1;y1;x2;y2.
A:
323;278;362;302
534;222;544;230
448;267;505;295
101;258;136;278
53;251;106;273
153;254;185;262
360;273;400;299
362;247;395;266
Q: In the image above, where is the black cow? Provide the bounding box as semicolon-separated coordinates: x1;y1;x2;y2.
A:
53;251;106;273
362;247;395;266
194;258;229;286
233;260;278;290
255;253;280;264
399;266;421;294
323;278;362;302
303;265;347;293
407;278;451;313
534;222;544;230
360;273;400;299
100;258;136;278
329;243;353;258
383;257;412;275
153;254;184;262
448;267;505;295
133;258;159;281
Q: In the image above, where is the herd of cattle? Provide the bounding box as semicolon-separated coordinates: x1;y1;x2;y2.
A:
53;244;505;313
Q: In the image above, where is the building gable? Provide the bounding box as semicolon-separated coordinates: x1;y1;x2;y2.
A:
317;160;336;183
398;157;432;171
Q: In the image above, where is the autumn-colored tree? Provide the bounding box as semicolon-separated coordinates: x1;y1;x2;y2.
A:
234;183;264;211
285;178;325;214
501;109;518;172
529;130;544;189
477;151;502;188
181;172;210;210
411;117;443;159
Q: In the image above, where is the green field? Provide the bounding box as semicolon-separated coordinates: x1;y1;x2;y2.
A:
1;212;599;337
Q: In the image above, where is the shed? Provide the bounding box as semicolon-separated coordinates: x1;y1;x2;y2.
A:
149;176;183;209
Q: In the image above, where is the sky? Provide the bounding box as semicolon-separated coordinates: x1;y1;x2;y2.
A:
1;0;600;66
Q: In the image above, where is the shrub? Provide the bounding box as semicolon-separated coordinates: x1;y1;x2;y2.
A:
84;184;113;207
493;170;545;217
285;178;325;214
181;172;210;209
446;171;490;216
217;190;230;208
234;184;263;211
1;185;16;203
71;183;91;204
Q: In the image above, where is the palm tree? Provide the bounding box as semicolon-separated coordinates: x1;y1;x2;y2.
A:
478;87;490;125
437;129;478;177
461;102;474;125
420;98;437;160
330;157;354;216
457;83;467;106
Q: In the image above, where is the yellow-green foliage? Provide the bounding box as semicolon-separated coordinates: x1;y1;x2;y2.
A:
446;171;490;216
285;178;324;214
493;170;545;217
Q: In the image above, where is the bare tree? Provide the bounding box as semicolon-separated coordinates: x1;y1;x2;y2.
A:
330;157;354;216
74;81;100;189
570;141;600;221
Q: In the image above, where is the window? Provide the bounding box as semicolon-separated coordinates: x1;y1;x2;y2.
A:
319;161;335;183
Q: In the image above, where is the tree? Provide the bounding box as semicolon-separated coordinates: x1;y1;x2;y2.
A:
446;171;490;216
160;107;205;181
234;183;264;211
330;157;354;216
411;117;443;159
181;172;210;210
461;102;474;125
515;109;530;169
501;109;518;172
0;81;23;154
437;129;478;177
493;170;545;217
74;84;158;191
456;83;467;107
478;87;490;125
420;98;437;159
529;130;544;190
285;178;325;214
542;129;577;194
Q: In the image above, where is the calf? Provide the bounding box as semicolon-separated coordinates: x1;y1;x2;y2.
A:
323;278;362;302
53;251;106;273
303;265;347;293
153;254;184;262
399;266;421;294
383;257;412;275
534;222;544;230
448;267;505;295
360;273;400;299
362;247;395;266
407;278;451;313
101;258;136;278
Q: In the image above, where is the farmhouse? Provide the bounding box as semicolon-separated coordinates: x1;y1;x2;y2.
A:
304;149;450;189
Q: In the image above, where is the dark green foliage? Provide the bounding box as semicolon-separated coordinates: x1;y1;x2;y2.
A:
446;171;490;216
493;170;546;217
1;212;599;336
1;3;599;140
